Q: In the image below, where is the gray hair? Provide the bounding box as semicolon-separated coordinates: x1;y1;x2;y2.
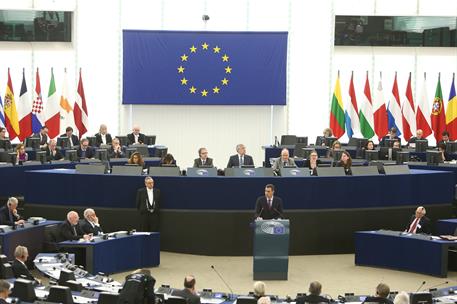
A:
253;281;266;297
394;292;409;304
83;208;95;219
7;197;18;207
66;211;78;221
236;144;245;152
14;245;28;259
0;280;10;293
144;176;153;183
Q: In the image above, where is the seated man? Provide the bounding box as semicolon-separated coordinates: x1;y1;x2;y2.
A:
45;139;64;161
0;127;11;150
363;283;393;304
193;147;213;168
76;138;95;159
405;206;431;234
296;281;330;304
407;129;428;148
79;208;103;236
94;124;112;147
118;269;156;304
0;280;10;304
108;138;125;159
380;127;400;146
271;148;296;175
437;131;451;147
227;144;254;168
172;275;201;304
57;211;90;242
127;125;146;145
12;245;40;284
33;126;49;149
0;197;25;226
59;126;79;147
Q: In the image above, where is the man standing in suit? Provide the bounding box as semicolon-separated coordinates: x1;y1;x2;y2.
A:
127;125;146;145
271;148;296;175
0;280;10;304
57;211;91;242
12;246;40;284
33;126;49;149
193;147;214;168
172;275;201;304
255;184;284;220
227;144;254;168
136;176;161;232
0;197;25;226
405;206;431;234
60;126;79;147
76;138;95;159
79;208;103;236
94;124;113;147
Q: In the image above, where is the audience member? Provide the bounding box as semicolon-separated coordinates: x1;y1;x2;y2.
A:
438;143;451;162
405;206;431;234
0;197;25;226
193;147;213;168
80;208;103;236
57;211;90;242
33;126;49;149
60;126;79;147
15;143;28;164
108;138;125;159
437;131;451;147
136;176;160;232
227;144;254;168
0;127;11;150
336;150;352;175
253;281;266;300
304;150;320;176
127;125;146;145
128;152;145;168
327;141;342;158
380;127;400;146
118;268;156;304
323;128;333;138
0;280;10;304
76;138;95;159
363;283;393;304
272;148;296;175
160;153;176;166
296;281;330;304
12;245;40;284
45;139;64;161
407;129;427;148
393;292;409;304
95;124;113;147
172;275;201;304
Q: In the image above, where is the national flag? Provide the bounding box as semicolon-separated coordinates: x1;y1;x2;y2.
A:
359;72;375;139
4;68;20;139
446;73;457;140
32;68;45;133
416;73;432;138
329;72;345;139
17;69;32;141
387;72;403;137
372;76;388;140
346;71;360;138
0;95;5;128
74;68;89;137
59;69;73;133
431;73;446;142
45;68;60;139
401;72;416;141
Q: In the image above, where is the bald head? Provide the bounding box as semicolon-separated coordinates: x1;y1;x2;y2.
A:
416;129;423;139
67;211;79;225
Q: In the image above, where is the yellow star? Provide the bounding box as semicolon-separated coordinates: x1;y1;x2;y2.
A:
222;54;229;62
189;86;197;94
221;78;229;85
225;66;232;74
180;77;188;85
201;89;208;97
181;54;188;61
213;86;220;94
190;45;197;53
213;46;221;53
201;42;209;50
177;66;185;73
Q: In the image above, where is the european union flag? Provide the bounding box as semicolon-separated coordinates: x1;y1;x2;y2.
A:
123;30;287;105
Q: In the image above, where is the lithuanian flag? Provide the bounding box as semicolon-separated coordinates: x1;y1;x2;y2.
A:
329;73;345;138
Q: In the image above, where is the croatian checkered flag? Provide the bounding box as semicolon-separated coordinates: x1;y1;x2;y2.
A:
0;95;5;128
32;68;45;133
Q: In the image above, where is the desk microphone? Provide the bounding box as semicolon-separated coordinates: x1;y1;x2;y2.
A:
210;265;234;299
427;281;449;290
257;207;264;219
416;281;426;292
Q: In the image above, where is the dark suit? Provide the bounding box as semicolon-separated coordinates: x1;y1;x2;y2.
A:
363;297;394;304
193;158;214;168
254;196;284;220
0;139;11;150
45;147;63;161
136;187;161;232
33;132;49;146
0;206;21;226
56;220;84;242
59;133;79;147
380;135;400;147
79;219;103;236
408;137;428;146
12;259;35;281
296;295;330;304
108;146;125;159
76;146;95;159
94;133;113;147
226;154;254;168
406;215;431;234
172;289;201;304
118;273;155;304
127;132;146;145
304;159;321;176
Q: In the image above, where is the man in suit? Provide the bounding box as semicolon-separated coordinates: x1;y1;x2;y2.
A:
255;184;284;220
405;206;431;234
296;281;330;304
59;126;79;147
127;125;146;145
363;283;393;304
193;147;214;168
76;138;95;159
407;129;428;148
45;139;64;161
0;127;11;151
172;275;201;304
227;144;254;168
136;176;161;232
79;208;103;236
437;131;451;147
57;211;91;242
118;269;156;304
380;127;401;147
32;126;49;149
0;280;10;304
94;124;113;147
271;148;296;175
0;197;25;226
12;245;40;284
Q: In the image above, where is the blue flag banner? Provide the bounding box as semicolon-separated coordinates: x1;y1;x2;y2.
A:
122;30;288;105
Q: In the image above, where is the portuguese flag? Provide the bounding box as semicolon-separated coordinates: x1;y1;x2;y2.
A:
431;73;446;143
329;72;345;138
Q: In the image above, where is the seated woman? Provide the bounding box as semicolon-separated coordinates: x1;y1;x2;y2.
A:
108;138;125;159
336;151;352;175
0;127;12;150
316;128;334;146
15;144;28;165
438;143;451;162
304;150;320;176
128;152;145;168
362;140;376;158
327;140;341;158
160;153;176;167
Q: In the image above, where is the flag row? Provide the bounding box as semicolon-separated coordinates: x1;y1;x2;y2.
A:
329;71;456;143
0;68;89;141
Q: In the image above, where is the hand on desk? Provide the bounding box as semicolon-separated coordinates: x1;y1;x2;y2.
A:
15;219;25;225
83;234;93;241
256;217;263;221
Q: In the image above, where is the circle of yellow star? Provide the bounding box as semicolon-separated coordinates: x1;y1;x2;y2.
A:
213;46;221;53
201;89;208;97
213;86;220;94
177;66;185;73
190;45;197;53
189;86;197;94
180;77;188;85
225;66;232;74
221;78;229;85
222;54;229;62
181;54;188;61
201;42;209;50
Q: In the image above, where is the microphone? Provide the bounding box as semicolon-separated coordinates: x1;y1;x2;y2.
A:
273;208;285;219
426;281;449;290
257;207;264;220
210;265;234;299
416;281;426;292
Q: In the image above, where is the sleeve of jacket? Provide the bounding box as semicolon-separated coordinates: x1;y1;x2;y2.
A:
136;188;143;210
154;189;161;210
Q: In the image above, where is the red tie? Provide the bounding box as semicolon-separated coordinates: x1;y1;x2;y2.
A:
409;218;420;233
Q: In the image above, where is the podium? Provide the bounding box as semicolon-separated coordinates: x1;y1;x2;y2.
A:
253;219;289;280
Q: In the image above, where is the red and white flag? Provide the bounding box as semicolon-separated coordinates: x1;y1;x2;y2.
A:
401;73;415;141
416;73;432;138
73;68;88;137
372;76;388;140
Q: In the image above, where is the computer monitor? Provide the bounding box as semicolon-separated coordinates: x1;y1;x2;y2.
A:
293;143;308;158
36;151;47;164
95;149;109;161
0;262;13;279
333;149;344;162
57;136;71;149
25;137;40;149
348;137;368;149
315;136;324;146
324;137;337;147
446;142;457;153
166;296;188;304
415;140;428;152
98;292;120;304
236;296;258;304
426;150;442;165
145;135;156;145
396;151;410;164
111;165;143;176
134;144;149;157
365;150;379;161
8;152;16;165
58;269;76;286
280;135;297;145
116;136;129;146
410;293;432;304
154;147;168;158
383;138;396;147
149;166;181;176
125;147;138;158
379;147;401;160
65;149;78;162
296;136;308;145
47;285;74;304
86;136;96;146
11;278;36;302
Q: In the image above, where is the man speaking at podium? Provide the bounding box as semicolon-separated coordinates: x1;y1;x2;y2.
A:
255;184;284;220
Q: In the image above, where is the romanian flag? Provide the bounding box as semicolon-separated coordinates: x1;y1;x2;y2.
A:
329;73;345;139
446;73;457;140
431;74;446;142
4;68;19;140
